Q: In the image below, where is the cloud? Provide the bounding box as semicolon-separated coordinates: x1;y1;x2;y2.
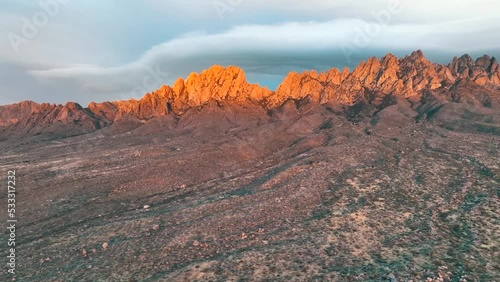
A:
1;0;499;106
145;0;500;25
0;61;98;105
24;17;500;105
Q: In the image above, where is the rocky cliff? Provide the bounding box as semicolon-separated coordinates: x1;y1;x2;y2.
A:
272;50;498;107
1;50;499;136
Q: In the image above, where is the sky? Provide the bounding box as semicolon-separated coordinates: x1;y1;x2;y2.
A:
1;0;499;106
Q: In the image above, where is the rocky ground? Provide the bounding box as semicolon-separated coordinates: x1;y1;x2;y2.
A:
1;98;498;281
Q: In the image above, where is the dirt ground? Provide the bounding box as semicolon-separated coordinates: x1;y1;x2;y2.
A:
1;101;499;281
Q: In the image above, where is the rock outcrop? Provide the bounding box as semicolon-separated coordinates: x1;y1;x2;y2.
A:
86;65;274;122
172;65;273;109
3;101;100;129
1;51;499;135
0;100;39;126
449;54;500;85
272;50;471;107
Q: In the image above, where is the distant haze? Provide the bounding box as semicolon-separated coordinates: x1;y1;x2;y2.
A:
1;0;499;105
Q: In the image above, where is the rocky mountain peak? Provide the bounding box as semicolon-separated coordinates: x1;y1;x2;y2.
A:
381;53;399;68
409;49;427;61
173;64;272;109
475;54;492;68
460;53;474;62
449;53;500;85
64;102;83;111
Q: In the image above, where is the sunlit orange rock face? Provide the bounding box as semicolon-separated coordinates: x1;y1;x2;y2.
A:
273;50;464;106
1;50;499;132
88;65;274;121
172;65;274;109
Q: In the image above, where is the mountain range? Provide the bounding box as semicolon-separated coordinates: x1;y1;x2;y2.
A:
1;50;499;138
